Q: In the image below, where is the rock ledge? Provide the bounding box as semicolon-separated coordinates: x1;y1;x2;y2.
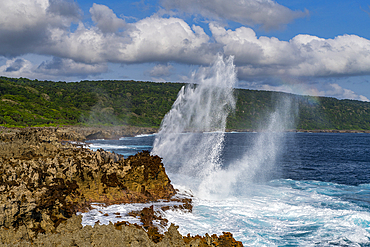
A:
0;127;243;246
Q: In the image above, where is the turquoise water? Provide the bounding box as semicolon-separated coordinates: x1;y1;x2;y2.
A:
86;132;370;246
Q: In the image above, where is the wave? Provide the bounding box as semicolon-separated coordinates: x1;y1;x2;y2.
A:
135;133;157;138
87;144;130;150
87;144;152;150
164;179;370;246
81;190;192;233
118;134;157;140
81;178;370;245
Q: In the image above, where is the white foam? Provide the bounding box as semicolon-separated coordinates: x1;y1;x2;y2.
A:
80;190;193;233
203;131;225;134
161;180;370;246
87;143;152;150
87;144;130;150
135;133;157;138
118;134;157;140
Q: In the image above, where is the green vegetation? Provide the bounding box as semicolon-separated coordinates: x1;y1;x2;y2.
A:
228;90;370;130
0;77;182;128
1;76;370;130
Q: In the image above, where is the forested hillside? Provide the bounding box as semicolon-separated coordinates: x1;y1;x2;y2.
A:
0;77;182;127
1;77;370;130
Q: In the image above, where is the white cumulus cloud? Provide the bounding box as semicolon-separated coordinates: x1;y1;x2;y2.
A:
36;57;108;77
210;24;370;79
119;17;216;64
0;58;35;78
35;15;215;65
241;80;370;102
0;56;107;80
147;64;174;77
0;0;80;57
324;83;369;102
2;1;370;81
90;3;125;33
1;1;370;101
161;0;308;30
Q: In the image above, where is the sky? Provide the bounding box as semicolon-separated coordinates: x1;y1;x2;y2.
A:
1;0;370;101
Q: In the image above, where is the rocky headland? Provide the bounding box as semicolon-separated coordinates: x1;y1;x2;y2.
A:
0;127;243;246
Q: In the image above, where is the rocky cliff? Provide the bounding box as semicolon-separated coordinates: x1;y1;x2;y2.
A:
0;127;243;246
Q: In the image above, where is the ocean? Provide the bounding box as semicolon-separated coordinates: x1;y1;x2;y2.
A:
81;56;370;246
84;132;370;246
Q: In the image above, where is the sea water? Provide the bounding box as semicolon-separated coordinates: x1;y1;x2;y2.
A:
83;55;370;245
85;132;370;246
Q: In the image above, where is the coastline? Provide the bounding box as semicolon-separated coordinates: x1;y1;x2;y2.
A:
1;126;369;245
0;127;242;246
1;126;369;142
0;125;158;141
226;128;370;134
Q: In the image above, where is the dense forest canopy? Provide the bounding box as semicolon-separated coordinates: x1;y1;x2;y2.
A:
1;76;370;130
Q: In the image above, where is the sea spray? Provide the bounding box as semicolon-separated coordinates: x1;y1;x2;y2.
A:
198;96;298;198
151;54;237;186
83;133;370;245
153;54;298;199
235;95;297;183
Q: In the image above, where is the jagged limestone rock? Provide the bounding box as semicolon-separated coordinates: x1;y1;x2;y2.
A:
0;128;175;234
0;127;243;246
0;215;243;246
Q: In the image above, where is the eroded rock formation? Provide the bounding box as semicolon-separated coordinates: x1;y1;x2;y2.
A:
0;127;243;246
0;128;174;237
0;214;243;246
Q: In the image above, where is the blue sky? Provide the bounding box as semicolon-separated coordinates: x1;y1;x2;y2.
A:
1;0;370;101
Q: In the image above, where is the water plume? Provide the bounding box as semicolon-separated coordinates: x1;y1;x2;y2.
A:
153;54;297;199
198;95;297;198
151;54;237;180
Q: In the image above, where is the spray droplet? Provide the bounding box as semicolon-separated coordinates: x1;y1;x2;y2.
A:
152;54;237;187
